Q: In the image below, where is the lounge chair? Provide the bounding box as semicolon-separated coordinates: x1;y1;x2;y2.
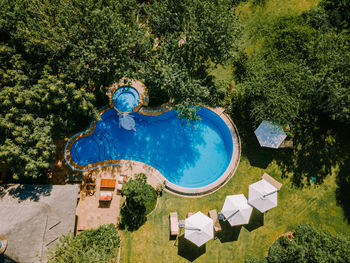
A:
100;178;116;189
186;212;194;218
118;174;127;183
117;182;123;192
170;212;179;236
279;140;293;148
262;173;282;190
99;191;113;201
208;209;222;233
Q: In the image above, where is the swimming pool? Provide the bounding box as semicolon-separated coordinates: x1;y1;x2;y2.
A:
66;107;238;190
112;86;140;112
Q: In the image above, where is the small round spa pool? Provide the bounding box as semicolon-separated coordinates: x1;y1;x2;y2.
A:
112;86;140;112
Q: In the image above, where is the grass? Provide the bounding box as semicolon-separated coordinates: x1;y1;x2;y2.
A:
119;157;350;262
117;1;350;261
236;0;320;57
145;184;157;215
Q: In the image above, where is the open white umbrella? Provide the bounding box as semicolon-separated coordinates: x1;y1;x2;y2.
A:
184;211;213;247
248;179;278;213
254;121;287;149
221;194;253;226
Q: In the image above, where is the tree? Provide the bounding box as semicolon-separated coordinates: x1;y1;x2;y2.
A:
247;223;350;263
144;0;239;119
120;173;156;231
0;51;97;179
320;0;350;30
308;31;350;124
0;0;241;179
47;224;120;263
236;16;318;125
0;0;148;179
235;11;350;125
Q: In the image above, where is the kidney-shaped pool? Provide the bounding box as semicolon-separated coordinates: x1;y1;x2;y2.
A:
66;107;240;192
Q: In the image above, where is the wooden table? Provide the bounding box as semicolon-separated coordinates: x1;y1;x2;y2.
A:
100;178;116;188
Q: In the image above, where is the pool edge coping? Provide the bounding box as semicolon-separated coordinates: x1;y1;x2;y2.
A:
64;106;241;198
162;108;241;197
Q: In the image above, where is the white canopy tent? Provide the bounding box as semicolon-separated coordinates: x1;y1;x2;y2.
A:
248;179;278;213
184;211;214;247
221;194;253;226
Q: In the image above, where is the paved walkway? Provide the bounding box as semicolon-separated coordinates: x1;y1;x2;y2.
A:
75;163;161;233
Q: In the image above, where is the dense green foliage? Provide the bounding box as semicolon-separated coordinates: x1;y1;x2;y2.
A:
120;173;157;230
320;0;350;30
246;223;350;263
235;5;350;125
48;224;120;263
0;0;237;179
1;0;349;189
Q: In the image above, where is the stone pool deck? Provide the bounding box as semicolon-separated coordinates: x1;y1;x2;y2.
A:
75;162;162;233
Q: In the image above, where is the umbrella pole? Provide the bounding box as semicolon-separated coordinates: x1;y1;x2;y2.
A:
263;190;278;198
225;210;240;222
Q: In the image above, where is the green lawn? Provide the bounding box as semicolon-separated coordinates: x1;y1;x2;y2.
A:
119;157;350;263
118;2;350;261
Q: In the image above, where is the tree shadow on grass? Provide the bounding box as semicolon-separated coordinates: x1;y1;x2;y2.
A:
177;235;206;262
274;114;342;186
229;105;350;223
336;156;350;223
244;208;264;232
246;134;275;169
272;113;350;223
228;110;273;169
217;221;242;243
119;202;147;231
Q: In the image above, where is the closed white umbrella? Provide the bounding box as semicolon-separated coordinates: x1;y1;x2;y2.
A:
249;179;278;213
221;194;253;226
184;211;213;247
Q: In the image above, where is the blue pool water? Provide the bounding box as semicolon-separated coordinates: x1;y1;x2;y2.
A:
69;107;233;188
112;86;140;112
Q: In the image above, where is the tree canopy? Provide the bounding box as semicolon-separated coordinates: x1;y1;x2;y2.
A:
0;0;239;179
120;173;157;231
1;0;349;182
235;7;350;126
47;224;120;263
246;223;350;263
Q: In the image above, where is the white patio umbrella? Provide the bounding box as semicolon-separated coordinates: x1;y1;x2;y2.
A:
221;194;253;226
248;179;278;213
184;211;213;247
254;121;287;149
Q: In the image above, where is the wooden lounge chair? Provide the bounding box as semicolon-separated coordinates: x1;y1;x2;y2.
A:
208;209;222;233
117;182;123;192
99;191;113;201
100;178;116;189
118;174;127;183
262;173;282;190
279;140;293;148
169;212;179;236
186;212;195;218
99;178;116;200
